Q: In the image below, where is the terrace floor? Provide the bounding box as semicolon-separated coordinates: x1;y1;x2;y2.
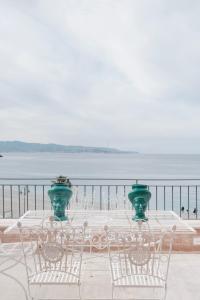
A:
1;253;200;300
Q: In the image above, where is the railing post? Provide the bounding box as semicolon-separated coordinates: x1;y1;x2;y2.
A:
180;186;182;217
196;186;198;219
34;185;37;210
10;185;13;218
100;186;102;210
123;185;126;209
164;186;166;211
18;185;21;217
2;185;5;218
188;186;190;219
156;186;158;210
75;185;78;204
108;186;110;210
115;185;118;209
147;185;150;210
26;185;29;211
92;185;94;206
42;185;45;210
84;185;86;197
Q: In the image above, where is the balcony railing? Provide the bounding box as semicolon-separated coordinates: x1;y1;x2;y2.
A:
0;178;200;219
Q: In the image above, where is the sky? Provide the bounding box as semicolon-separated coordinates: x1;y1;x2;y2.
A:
0;0;200;154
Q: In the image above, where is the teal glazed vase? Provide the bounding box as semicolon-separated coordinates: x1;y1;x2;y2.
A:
128;184;151;222
48;176;72;221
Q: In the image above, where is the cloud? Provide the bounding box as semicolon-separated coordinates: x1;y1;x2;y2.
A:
0;0;200;153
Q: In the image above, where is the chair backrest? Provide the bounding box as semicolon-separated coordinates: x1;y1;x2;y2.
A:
107;223;176;282
17;219;85;281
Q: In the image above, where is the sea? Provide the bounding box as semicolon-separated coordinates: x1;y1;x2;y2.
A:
1;152;200;218
1;152;200;179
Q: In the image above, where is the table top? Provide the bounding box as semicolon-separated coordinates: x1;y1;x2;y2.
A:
5;209;195;235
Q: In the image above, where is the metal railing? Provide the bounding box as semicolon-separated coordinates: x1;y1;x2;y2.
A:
0;178;200;219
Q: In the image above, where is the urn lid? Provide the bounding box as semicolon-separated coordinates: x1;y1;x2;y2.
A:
131;184;148;190
51;175;72;187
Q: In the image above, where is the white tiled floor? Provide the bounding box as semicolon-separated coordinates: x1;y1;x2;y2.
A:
1;254;200;300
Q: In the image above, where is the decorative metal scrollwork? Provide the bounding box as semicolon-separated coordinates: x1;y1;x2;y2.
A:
39;242;64;263
128;244;151;266
90;232;108;250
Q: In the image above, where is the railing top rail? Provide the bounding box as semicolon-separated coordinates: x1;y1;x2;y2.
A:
1;177;200;181
1;184;200;188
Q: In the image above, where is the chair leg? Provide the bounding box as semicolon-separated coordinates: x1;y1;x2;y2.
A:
162;285;167;300
112;285;114;300
78;284;82;300
27;282;32;300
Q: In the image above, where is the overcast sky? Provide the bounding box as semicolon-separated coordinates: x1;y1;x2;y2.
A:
0;0;200;153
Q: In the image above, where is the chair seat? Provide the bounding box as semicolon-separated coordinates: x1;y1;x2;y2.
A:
113;274;165;287
111;261;165;287
29;261;81;285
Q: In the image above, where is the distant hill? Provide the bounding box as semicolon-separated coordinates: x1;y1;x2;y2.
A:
0;141;137;154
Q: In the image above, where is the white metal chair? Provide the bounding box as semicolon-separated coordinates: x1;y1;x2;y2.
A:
17;218;85;300
107;223;176;300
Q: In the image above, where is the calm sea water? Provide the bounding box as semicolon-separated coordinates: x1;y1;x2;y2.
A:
1;153;200;218
1;152;200;179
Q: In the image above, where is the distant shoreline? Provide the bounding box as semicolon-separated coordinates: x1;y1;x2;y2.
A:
0;141;138;154
0;151;137;155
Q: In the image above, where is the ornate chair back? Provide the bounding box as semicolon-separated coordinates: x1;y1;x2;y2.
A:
107;222;176;299
17;219;85;287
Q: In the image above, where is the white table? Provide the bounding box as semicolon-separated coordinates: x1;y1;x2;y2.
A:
5;209;195;235
4;209;195;253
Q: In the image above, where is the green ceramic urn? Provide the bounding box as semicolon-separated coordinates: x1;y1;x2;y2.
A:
48;176;72;221
128;184;151;222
